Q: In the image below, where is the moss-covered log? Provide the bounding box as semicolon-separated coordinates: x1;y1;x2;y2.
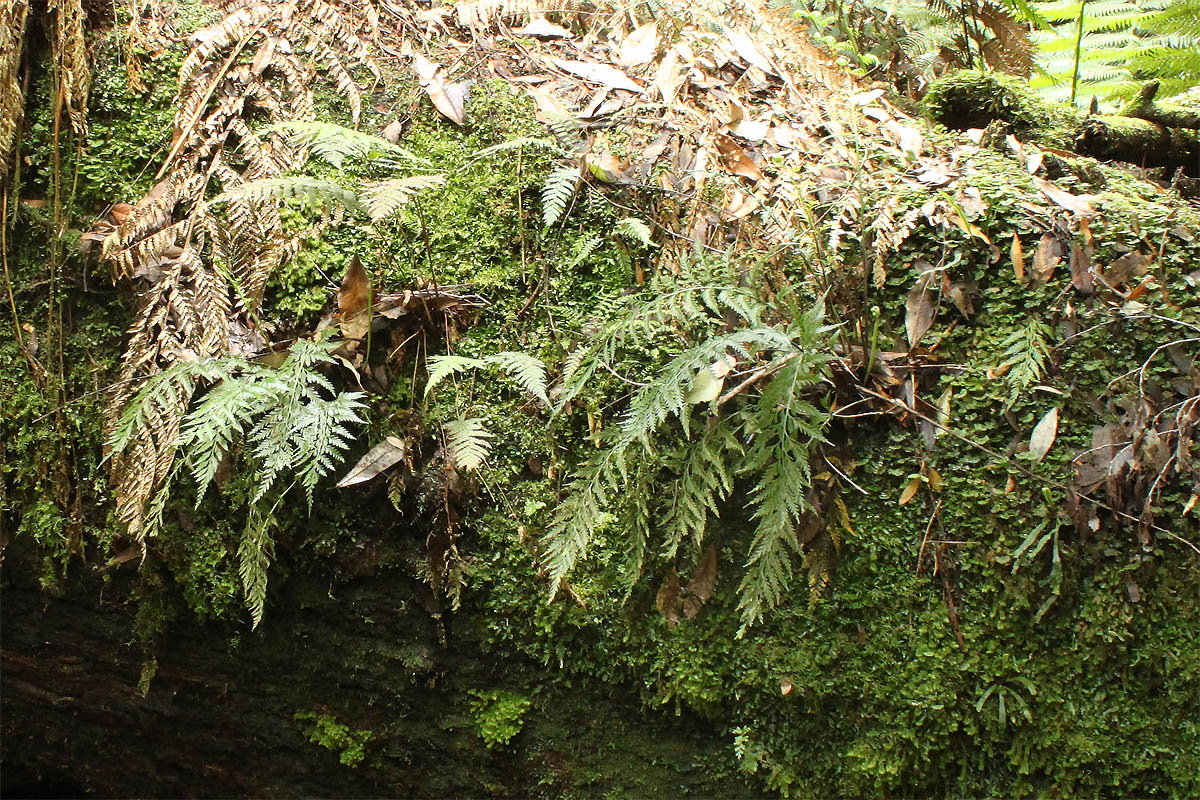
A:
924;70;1200;176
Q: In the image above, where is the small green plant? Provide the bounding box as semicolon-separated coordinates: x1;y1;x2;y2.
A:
469;689;532;748
294;711;373;767
543;259;835;632
107;335;365;627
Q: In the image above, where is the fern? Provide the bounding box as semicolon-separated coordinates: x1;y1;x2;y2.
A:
615;217;656;248
999;317;1054;403
108;335;365;627
361;175;448;222
542;265;834;628
262;120;431;168
444;417;494;471
212;176;365;215
425;352;549;405
541;164;579;227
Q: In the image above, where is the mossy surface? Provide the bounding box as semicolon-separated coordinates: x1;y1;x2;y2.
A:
3;13;1200;800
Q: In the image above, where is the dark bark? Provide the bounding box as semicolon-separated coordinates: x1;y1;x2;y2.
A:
1;548;755;799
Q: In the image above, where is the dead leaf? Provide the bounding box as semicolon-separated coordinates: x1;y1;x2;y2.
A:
618;22;657;67
1032;176;1096;215
1102;252;1150;286
904;262;937;349
250;36;277;76
413;53;467;125
337;436;408;487
1069;242;1093;295
685;546;718;603
713;134;763;182
552;58;643;94
656;570;681;624
338;256;372;341
780;678;794;696
1032;234;1061;286
899;476;922;505
381;119;405;143
653;46;684;104
1011;235;1025;282
723;27;775;74
514;18;572;38
1029;407;1059;463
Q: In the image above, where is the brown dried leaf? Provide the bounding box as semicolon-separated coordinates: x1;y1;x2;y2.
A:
685;546;718;603
338;256;372;341
1011;235;1025;282
1069;242;1093;295
652;46;684;104
899;476;922;505
552;58;643;93
1032;176;1096;215
1029;407;1059;463
713;134;763;182
904;264;936;349
1102;252;1150;286
1032;234;1061;286
656;570;681;624
618;22;657;67
337;436;408;487
413;53;466;125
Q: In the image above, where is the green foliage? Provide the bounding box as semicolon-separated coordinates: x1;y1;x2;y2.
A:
998;316;1053;404
468;689;532;748
541;164;579;227
1031;0;1200;105
544;262;834;631
107;336;365;626
294;711;374;767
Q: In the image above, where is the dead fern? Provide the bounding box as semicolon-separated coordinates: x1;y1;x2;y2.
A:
102;0;380;550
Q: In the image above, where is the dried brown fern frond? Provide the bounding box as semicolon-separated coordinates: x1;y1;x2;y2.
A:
104;0;380;545
49;0;90;134
0;1;29;174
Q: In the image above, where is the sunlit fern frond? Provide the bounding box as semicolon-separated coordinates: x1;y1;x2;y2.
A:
361;174;447;222
211;176;365;215
444;417;494;471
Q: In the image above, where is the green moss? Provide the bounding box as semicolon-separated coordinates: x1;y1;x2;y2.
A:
295;711;374;767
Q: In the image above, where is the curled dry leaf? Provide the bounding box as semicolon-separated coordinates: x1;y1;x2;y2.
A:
337;436;408;487
1011;235;1025;282
618;22;657;68
338;256;372;341
413;52;467;125
552;58;643;94
904;263;937;349
1032;176;1096;215
1069;242;1094;295
1032;234;1061;286
713;134;763;182
1029;407;1059;463
899;475;922;505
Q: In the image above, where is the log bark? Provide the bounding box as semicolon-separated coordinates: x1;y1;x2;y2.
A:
1;547;755;798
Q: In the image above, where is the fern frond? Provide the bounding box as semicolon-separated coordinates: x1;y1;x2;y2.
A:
361;174;447;222
425;355;488;397
1000;317;1054;403
484;352;549;405
262;120;431;169
469;136;566;163
211;176;365;215
444;417;493;471
541;164;579;227
239;504;275;629
615;217;656;248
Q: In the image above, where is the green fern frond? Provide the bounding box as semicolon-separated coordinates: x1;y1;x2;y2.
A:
541;164;579;227
425;355;488;397
444;417;493;471
468;136;566;163
239;504;275;629
615;217;656;248
212;176;364;215
262;120;431;169
361;174;446;222
484;352;549;405
1000;317;1054;403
